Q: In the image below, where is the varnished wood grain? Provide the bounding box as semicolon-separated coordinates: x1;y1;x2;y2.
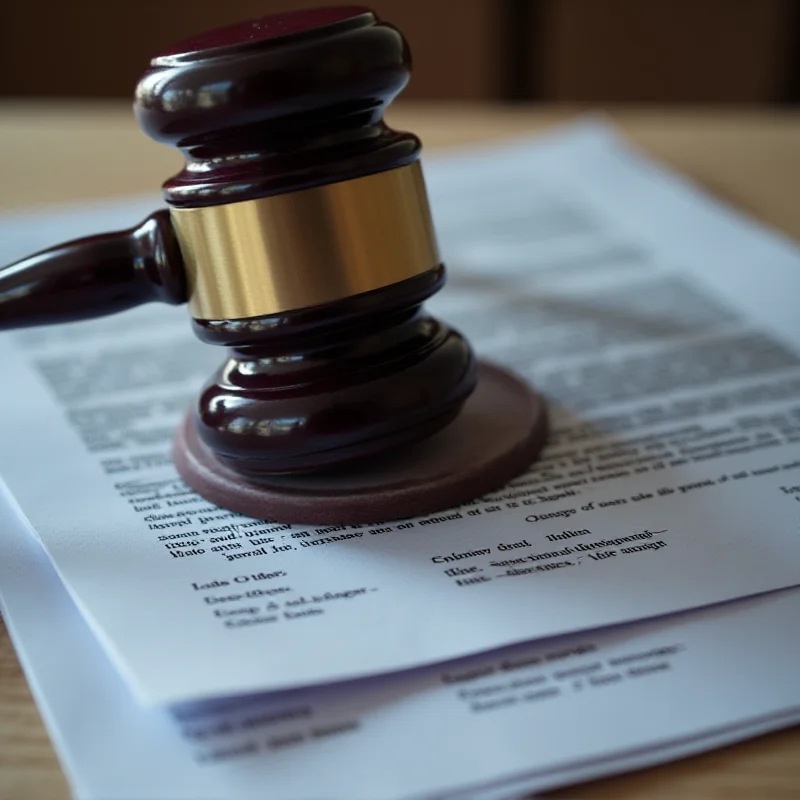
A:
0;618;70;799
0;102;799;799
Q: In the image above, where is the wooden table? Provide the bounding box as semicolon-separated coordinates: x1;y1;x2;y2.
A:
1;102;799;800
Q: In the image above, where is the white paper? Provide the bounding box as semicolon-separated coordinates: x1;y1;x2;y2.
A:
1;493;799;800
1;122;800;705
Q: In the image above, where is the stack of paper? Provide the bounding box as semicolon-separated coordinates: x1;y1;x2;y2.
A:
1;122;799;799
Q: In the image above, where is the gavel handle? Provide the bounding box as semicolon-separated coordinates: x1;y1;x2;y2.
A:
0;210;186;331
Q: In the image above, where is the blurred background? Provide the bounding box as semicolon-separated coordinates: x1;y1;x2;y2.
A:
1;0;798;105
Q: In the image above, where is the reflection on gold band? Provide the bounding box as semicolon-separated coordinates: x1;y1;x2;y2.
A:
170;162;440;320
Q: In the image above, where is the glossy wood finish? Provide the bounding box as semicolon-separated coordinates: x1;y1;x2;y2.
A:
0;210;185;330
0;8;478;476
177;362;545;524
191;264;446;348
134;6;420;207
195;268;476;474
134;6;477;473
1;101;800;800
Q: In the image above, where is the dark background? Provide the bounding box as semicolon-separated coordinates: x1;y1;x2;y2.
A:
1;0;798;104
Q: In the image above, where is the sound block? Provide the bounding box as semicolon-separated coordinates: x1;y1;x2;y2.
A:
173;361;547;525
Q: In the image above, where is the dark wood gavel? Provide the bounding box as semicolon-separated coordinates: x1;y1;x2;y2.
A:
0;7;545;523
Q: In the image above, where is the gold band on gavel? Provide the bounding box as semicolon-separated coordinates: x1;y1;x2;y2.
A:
169;162;440;320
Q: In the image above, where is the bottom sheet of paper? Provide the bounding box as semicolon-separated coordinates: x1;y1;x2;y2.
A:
1;499;798;800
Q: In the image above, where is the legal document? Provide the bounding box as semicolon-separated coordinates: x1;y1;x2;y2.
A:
2;493;799;799
2;120;800;799
1;124;799;706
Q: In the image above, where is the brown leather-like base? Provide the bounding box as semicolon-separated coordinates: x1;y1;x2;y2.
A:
173;361;548;525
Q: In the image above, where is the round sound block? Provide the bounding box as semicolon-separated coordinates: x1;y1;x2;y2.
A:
173;361;547;525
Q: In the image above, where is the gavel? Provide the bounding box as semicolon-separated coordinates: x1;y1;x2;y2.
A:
0;6;546;523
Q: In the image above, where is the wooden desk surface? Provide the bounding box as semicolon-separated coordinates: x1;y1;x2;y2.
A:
1;102;799;800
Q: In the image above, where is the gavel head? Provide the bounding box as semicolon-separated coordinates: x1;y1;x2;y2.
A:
133;6;477;476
